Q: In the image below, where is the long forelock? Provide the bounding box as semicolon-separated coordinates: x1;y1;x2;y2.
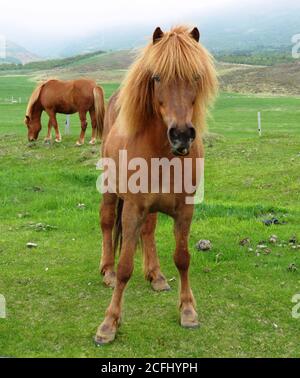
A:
116;26;218;134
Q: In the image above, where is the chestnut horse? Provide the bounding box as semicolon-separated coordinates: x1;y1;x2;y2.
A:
95;26;217;344
24;79;105;145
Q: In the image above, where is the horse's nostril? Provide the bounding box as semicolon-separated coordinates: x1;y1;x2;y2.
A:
189;127;196;141
168;126;178;142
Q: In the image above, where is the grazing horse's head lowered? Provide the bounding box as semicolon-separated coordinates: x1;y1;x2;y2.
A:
24;83;44;141
116;25;217;156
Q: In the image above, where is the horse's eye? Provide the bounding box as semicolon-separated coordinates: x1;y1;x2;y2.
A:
194;74;201;82
153;75;160;82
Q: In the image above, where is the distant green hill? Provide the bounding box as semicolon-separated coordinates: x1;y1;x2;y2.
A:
0;50;105;71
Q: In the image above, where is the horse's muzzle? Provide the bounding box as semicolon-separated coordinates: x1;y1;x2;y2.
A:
168;124;196;156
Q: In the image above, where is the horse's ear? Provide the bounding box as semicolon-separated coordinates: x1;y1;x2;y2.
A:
190;27;200;42
153;27;164;44
24;115;30;125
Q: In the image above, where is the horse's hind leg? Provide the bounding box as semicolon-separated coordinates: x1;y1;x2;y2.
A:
95;201;146;345
141;213;170;291
100;193;117;288
76;111;87;146
173;205;199;328
89;109;97;145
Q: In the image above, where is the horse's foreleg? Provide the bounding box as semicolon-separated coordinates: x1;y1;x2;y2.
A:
100;193;117;288
89;109;97;145
46;110;61;142
173;205;199;328
141;213;170;291
44;119;52;142
95;201;146;345
77;111;87;146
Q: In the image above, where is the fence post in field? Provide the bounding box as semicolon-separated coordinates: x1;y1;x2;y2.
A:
258;111;262;136
0;294;6;318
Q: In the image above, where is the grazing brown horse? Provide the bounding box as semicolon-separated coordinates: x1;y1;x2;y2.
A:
95;26;217;344
24;79;105;145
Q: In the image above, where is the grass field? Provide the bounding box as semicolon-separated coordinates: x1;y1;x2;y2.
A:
0;75;300;357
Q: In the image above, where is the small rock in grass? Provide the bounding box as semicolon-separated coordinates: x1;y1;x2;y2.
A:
257;244;268;249
77;203;86;209
263;248;272;255
289;236;297;245
248;247;254;252
26;242;38;249
269;235;278;244
239;238;250;246
196;240;212;251
263;217;285;226
168;277;176;282
287;263;297;272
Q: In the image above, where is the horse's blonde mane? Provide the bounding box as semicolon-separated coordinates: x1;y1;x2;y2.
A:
26;82;46;118
116;25;218;134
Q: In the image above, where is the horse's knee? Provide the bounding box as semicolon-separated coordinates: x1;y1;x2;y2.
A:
101;216;114;232
117;262;133;284
174;249;190;271
101;204;115;231
141;214;157;237
81;121;88;131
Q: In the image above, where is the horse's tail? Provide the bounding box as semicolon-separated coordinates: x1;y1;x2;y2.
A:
113;198;124;256
93;86;105;139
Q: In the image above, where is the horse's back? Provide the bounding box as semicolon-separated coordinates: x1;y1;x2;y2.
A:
40;79;97;113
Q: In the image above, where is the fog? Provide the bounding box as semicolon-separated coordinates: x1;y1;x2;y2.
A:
1;0;299;56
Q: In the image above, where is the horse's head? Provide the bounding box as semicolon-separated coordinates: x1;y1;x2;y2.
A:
117;26;217;156
24;115;41;141
152;74;198;156
151;27;202;156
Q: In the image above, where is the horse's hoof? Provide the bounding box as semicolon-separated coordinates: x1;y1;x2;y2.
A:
89;139;96;145
151;276;171;292
76;141;83;147
180;308;199;329
95;323;117;345
103;271;116;288
55;138;62;143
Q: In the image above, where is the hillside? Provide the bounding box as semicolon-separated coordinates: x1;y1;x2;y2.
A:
1;49;300;96
0;40;40;64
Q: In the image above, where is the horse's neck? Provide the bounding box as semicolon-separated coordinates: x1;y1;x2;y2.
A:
31;102;43;121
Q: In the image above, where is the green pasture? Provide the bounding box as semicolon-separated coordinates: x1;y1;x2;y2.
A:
0;75;299;357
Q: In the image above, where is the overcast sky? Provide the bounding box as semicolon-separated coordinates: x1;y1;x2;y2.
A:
0;0;298;54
